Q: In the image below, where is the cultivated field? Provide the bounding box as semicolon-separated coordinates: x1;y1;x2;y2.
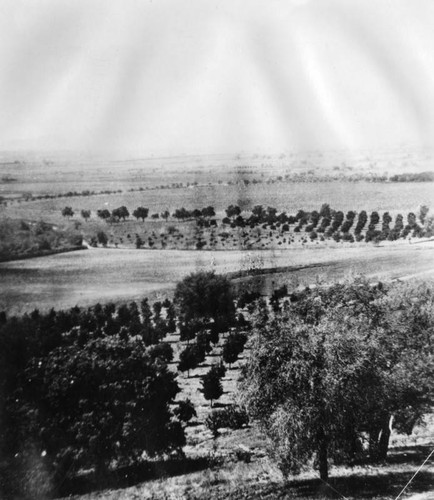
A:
1;242;434;315
4;181;434;222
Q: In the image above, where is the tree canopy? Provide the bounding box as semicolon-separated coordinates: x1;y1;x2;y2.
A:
174;271;235;325
240;279;434;481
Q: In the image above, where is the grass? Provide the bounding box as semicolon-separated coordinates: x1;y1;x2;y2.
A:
2;242;434;315
59;425;434;500
55;316;434;500
4;181;434;225
3;151;434;498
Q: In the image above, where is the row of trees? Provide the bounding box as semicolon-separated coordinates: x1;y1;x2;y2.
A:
0;271;239;496
64;202;433;245
63;206;217;222
222;204;433;242
2;270;433;493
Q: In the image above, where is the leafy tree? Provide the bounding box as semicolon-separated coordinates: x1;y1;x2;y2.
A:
174;271;235;325
140;298;152;329
153;301;163;321
319;204;331;219
97;209;111;221
133;207;149;221
240;279;434;481
196;330;213;356
80;209;91;221
174;399;197;424
225;205;241;218
201;364;223;407
161;210;170;221
222;332;247;367
96;231;108;247
135;235;143;248
112;206;129;221
4;336;184;488
148;342;173;363
177;344;204;377
165;302;177;333
202;206;215;217
61;206;74;218
419;205;429;224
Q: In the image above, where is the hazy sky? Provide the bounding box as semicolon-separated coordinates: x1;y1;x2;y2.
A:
1;0;434;156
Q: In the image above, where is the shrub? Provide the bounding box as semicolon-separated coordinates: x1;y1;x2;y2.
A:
205;405;249;436
174;399;197;424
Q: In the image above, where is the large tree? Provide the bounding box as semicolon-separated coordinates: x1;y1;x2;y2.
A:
5;336;184;489
174;271;235;325
133;206;149;221
240;279;434;481
112;206;129;221
201;364;223;407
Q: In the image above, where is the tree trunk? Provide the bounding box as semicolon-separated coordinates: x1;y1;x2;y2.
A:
318;440;328;482
378;417;392;461
369;416;391;462
94;458;108;487
369;427;381;461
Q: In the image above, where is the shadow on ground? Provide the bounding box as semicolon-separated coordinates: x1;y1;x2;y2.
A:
57;456;212;497
225;445;434;500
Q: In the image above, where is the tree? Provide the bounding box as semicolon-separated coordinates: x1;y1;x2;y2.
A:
80;209;91;221
196;330;213;356
177;344;204;377
112;206;129;221
222;332;247;367
419;205;429;224
226;205;241;218
61;206;74;218
240;279;434;481
174;399;197;424
133;207;149;221
135;235;143;248
97;209;111;221
201;364;223;407
161;210;170;221
148;342;173;363
202;206;215;217
96;231;108;247
174;271;235;325
5;336;185;488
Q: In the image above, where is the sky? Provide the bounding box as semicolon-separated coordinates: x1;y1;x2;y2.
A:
1;0;434;156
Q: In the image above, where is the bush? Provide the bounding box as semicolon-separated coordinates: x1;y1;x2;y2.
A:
205;405;249;436
174;399;197;424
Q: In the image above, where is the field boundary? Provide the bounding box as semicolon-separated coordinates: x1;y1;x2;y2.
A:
225;262;328;280
0;245;87;263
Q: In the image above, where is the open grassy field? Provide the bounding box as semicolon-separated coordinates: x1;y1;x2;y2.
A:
1;242;434;315
4;181;434;223
1;147;434;199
